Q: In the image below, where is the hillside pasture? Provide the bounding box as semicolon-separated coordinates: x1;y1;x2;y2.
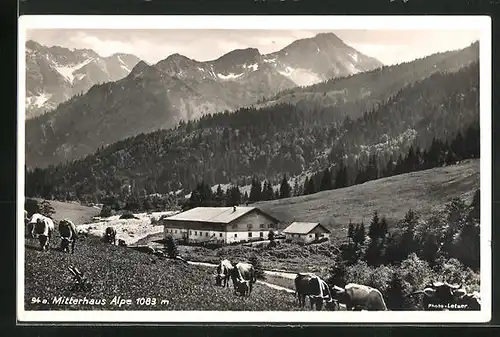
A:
253;159;479;237
178;242;336;276
76;211;175;245
24;233;302;311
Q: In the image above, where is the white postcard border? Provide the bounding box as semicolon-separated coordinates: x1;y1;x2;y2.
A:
17;15;492;323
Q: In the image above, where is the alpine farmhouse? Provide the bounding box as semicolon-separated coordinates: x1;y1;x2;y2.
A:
282;222;331;244
160;206;280;244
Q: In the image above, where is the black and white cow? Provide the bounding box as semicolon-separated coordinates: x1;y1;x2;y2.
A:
215;259;233;287
58;219;78;254
30;214;55;251
294;273;338;311
230;262;256;296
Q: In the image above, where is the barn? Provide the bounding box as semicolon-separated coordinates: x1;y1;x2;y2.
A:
160;206;280;244
282;222;331;244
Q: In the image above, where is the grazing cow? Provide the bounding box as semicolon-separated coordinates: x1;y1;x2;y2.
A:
215;259;233;287
31;215;55;251
118;239;127;247
104;226;117;244
294;273;337;311
27;213;45;238
58;219;78;254
331;283;388;311
411;281;480;311
230;262;256;296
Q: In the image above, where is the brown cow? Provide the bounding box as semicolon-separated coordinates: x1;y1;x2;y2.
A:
59;219;78;254
331;283;388;311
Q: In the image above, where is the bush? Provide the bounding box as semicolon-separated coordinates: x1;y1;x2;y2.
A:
119;211;139;219
165;235;179;258
249;254;265;280
99;206;113;218
39;200;55;218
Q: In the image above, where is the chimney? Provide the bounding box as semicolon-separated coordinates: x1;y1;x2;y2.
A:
233;206;236;212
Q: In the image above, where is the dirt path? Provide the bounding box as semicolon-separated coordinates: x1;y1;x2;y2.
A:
187;260;297;292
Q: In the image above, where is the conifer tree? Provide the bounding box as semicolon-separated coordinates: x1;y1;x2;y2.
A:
279;175;291;199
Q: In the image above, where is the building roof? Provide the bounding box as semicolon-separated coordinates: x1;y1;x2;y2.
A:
162;206;278;224
282;222;331;235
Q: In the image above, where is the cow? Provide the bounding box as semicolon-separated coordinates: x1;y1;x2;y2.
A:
118;239;127;247
27;213;45;238
31;215;55;251
104;226;117;244
230;262;257;296
411;281;480;311
58;219;78;254
215;259;233;287
294;273;337;311
330;283;388;311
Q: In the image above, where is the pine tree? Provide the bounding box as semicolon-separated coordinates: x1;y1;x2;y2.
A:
215;184;224;203
368;211;380;240
292;178;300;197
347;221;355;244
279;175;291;199
319;167;333;191
165;235;179;258
306;177;316;195
249;177;262;202
303;176;310;195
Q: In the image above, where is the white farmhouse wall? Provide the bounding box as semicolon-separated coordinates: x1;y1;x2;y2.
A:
162;209;278;244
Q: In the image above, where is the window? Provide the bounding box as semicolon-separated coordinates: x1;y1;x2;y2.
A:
309;234;313;238
175;230;177;234
248;232;253;238
260;232;263;238
195;231;198;236
234;234;238;238
219;233;223;237
247;223;253;230
189;231;192;235
206;232;209;237
260;224;265;229
232;224;237;229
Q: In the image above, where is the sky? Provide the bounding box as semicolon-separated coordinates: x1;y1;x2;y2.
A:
25;29;480;66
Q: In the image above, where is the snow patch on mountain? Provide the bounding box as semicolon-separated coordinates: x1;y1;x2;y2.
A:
26;92;52;109
55;58;94;84
350;52;359;62
263;57;276;64
217;72;244;80
118;56;131;72
244;63;259;71
278;67;323;86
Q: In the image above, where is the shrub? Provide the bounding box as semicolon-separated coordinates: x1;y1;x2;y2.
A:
100;206;113;218
120;211;139;219
39;200;55;218
249;254;265;280
165;235;179;258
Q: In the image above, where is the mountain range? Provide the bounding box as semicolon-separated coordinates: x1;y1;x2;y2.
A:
25;40;141;119
25;60;479;202
25;33;383;169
